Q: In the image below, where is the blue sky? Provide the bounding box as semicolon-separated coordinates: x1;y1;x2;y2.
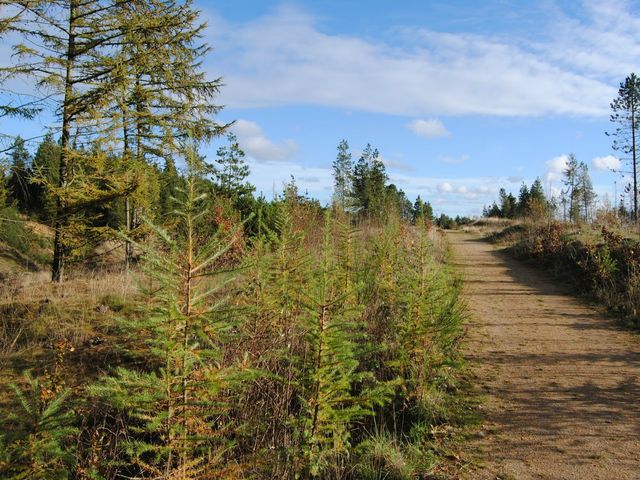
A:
4;0;640;215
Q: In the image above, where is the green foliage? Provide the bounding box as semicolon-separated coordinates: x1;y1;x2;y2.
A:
413;195;434;225
352;144;388;219
212;133;254;200
0;373;77;480
0;204;49;266
298;212;391;477
6;136;32;211
29;134;60;220
90;161;253;478
484;178;550;221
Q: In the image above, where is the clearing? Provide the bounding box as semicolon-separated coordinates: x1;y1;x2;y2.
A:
449;231;640;480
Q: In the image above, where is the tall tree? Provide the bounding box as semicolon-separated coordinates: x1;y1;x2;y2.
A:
517;183;530;217
3;1;135;281
578;163;597;222
498;188;516;218
412;195;433;224
562;154;583;223
106;0;228;267
608;73;640;221
332;139;352;209
528;177;549;219
352;144;387;219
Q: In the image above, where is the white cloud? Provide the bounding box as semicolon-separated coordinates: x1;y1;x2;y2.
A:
407;118;450;138
438;182;454;193
230;119;298;162
544;154;570;182
592;154;620;171
205;5;619;117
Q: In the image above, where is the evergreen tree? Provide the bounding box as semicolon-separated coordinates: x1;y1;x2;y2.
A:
578;163;597;222
528;177;548;219
212;133;254;199
332;139;353;209
608;73;640;220
298;211;384;476
99;0;228;267
6;136;31;210
91;151;252;478
483;201;502;218
352;144;388;219
517;183;530;217
498;188;516;218
30;134;60;220
158;157;183;220
412;195;426;224
563;154;581;223
0;373;77;479
3;0;139;281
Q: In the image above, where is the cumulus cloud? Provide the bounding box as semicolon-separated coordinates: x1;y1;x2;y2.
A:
592;154;620;171
407;118;450;138
231;119;298;162
544;154;570;182
205;5;620;117
438;182;454;193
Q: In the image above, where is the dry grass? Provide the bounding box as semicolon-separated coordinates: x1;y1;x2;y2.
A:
0;269;139;397
458;217;517;236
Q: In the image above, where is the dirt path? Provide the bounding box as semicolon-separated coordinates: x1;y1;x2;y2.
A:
449;231;640;480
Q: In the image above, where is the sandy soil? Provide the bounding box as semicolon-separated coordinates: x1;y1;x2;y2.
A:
448;231;640;480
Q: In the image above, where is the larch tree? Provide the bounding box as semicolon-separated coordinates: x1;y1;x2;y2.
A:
608;73;640;221
2;0;136;282
104;0;228;267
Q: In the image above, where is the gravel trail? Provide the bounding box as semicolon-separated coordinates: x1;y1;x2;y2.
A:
449;231;640;480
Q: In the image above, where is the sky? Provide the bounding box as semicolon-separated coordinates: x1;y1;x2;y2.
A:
4;0;640;216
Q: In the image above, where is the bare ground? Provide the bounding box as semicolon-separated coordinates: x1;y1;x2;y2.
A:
449;231;640;480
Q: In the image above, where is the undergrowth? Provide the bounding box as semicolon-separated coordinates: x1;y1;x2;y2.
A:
0;180;471;479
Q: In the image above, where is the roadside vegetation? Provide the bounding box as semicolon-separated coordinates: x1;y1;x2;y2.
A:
0;158;472;478
480;138;640;328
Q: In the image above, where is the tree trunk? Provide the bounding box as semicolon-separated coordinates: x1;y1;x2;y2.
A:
632;101;638;221
122;98;133;270
52;1;76;283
